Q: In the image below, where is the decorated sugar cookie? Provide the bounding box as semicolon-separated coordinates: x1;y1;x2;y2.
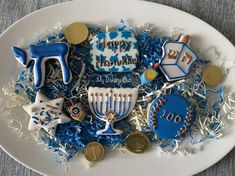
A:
88;87;138;135
147;94;195;139
159;35;198;81
90;31;139;72
24;92;71;136
12;42;72;88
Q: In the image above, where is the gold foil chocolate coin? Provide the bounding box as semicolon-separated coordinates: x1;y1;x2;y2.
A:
125;132;150;154
64;22;89;45
83;142;105;162
202;65;223;86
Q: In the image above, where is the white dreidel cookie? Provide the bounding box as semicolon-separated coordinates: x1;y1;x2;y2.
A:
159;35;198;81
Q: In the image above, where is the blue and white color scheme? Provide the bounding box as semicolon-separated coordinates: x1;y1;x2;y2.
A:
90;31;139;72
12;42;72;88
88;87;138;135
23;92;71;136
147;94;195;139
159;35;198;81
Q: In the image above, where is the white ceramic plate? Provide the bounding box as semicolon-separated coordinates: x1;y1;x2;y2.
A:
0;0;235;175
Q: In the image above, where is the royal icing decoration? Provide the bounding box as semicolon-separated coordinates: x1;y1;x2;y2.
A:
159;35;198;81
12;42;72;88
147;94;195;139
24;92;71;136
88;87;138;135
90;31;139;72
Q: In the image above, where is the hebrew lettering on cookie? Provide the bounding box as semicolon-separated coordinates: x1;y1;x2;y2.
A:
12;42;72;88
23;92;71;136
159;35;198;81
147;94;195;139
90;31;139;72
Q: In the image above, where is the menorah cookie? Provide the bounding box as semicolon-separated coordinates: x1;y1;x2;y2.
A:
90;31;139;72
159;35;198;81
147;94;195;139
88;87;138;135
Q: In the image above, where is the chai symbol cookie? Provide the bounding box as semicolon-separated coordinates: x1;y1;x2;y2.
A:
90;31;139;72
147;94;195;139
24;92;71;136
12;42;72;88
159;35;198;81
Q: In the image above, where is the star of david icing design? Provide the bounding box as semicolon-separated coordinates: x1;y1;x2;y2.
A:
23;92;71;136
104;110;117;122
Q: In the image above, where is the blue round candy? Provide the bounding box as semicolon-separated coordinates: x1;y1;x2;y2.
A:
147;94;195;140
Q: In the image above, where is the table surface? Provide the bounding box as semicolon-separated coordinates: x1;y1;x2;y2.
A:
0;0;234;175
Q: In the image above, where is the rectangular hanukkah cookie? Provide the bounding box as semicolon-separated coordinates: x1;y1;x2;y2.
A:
90;31;139;72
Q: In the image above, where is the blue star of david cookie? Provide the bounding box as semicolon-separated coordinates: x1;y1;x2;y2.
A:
147;94;195;139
